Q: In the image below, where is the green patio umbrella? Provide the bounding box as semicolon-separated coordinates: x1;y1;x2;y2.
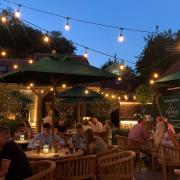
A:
156;71;180;85
0;54;116;131
0;54;116;85
57;86;107;122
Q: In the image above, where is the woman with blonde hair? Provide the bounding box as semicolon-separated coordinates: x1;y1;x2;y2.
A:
154;121;167;147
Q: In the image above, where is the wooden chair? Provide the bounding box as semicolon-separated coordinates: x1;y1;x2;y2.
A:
115;135;141;155
97;145;122;158
148;139;159;170
54;155;96;180
25;160;56;180
97;151;135;180
159;145;180;180
174;169;180;179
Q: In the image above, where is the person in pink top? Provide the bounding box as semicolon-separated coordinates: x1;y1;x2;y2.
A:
128;117;149;145
162;116;175;134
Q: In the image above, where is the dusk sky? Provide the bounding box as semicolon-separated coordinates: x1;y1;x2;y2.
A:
1;0;180;68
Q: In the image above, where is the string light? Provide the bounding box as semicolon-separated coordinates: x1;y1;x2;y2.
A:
28;59;34;64
118;96;121;100
62;84;66;88
41;90;44;94
1;50;7;57
124;95;128;100
1;16;7;23
50;87;54;91
83;48;88;58
133;95;136;100
111;95;115;99
13;64;18;69
101;92;104;95
118;28;125;42
117;77;122;81
105;93;109;97
43;34;50;43
21;18;135;65
27;86;30;90
64;17;70;31
14;5;21;19
119;63;125;70
30;83;34;87
153;73;159;79
150;79;154;85
84;89;89;94
2;0;155;34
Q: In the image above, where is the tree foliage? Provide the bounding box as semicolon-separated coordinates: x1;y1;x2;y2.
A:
0;8;75;58
135;30;180;83
135;84;153;105
0;88;33;120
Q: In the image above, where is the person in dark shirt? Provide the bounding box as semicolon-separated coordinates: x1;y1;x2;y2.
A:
0;126;33;180
57;119;67;133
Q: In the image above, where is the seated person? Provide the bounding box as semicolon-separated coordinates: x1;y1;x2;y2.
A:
28;123;65;149
101;119;112;144
82;120;92;131
0;126;33;180
14;123;32;140
161;128;179;147
86;129;107;155
162;116;175;134
154;121;167;147
56;119;67;133
88;117;102;133
68;123;86;151
128;116;149;145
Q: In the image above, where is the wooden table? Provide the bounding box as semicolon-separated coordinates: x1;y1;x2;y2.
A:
25;148;84;161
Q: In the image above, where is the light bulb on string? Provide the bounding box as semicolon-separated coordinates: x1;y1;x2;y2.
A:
14;5;21;19
118;96;121;100
118;28;125;42
83;48;88;58
41;90;44;94
105;93;109;97
153;73;159;79
13;64;18;69
117;77;122;81
1;16;7;23
27;86;31;90
50;87;54;91
1;50;7;57
62;84;66;88
43;34;50;43
64;17;70;31
119;63;125;70
111;95;115;99
84;89;89;94
28;59;34;64
30;83;34;87
149;79;154;85
124;95;128;100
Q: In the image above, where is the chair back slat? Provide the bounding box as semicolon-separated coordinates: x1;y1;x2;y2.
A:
116;135;140;154
97;151;135;180
25;160;56;180
55;155;96;179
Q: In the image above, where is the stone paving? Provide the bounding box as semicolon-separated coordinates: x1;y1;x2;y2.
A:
135;160;178;180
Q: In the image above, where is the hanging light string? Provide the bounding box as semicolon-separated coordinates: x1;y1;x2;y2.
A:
21;18;136;65
2;0;156;34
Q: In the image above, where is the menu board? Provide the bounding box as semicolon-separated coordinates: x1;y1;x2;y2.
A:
158;94;180;129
